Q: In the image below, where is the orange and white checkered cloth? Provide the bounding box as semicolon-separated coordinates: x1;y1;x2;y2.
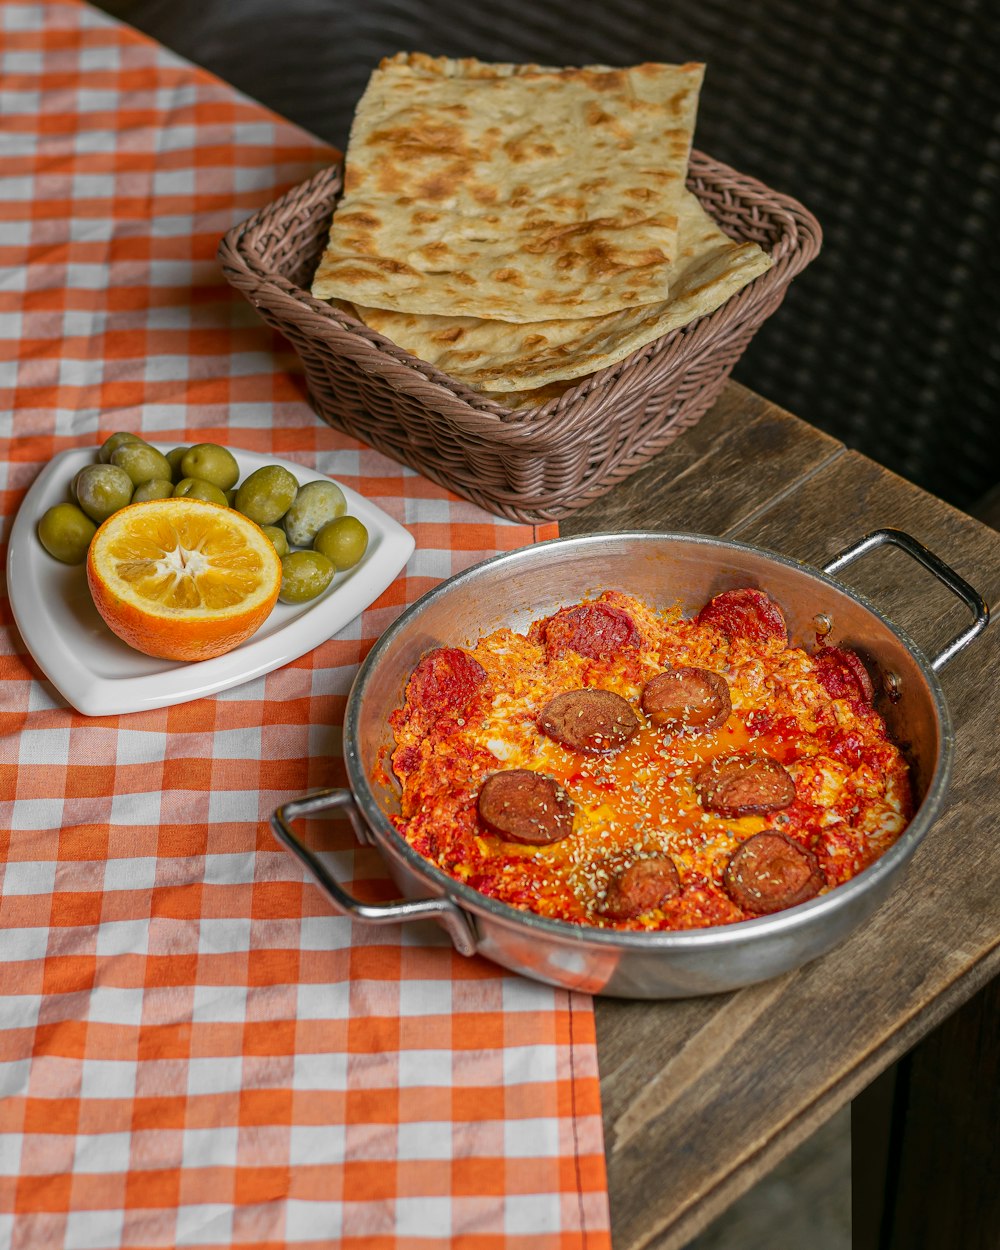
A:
0;3;611;1246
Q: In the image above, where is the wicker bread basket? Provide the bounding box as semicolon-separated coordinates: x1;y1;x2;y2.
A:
218;153;821;523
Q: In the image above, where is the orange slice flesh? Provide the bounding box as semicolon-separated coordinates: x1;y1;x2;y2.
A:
87;498;282;662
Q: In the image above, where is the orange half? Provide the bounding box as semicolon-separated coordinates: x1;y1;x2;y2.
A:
87;498;282;662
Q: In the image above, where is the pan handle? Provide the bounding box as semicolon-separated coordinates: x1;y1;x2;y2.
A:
271;788;479;957
823;528;990;671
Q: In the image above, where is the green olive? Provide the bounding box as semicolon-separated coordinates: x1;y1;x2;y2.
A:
282;480;346;548
173;477;229;507
37;502;97;564
234;464;300;526
98;431;147;464
110;443;173;487
75;463;134;523
262;525;289;557
278;550;335;604
313;515;369;571
180;443;240;491
165;446;189;482
131;477;175;502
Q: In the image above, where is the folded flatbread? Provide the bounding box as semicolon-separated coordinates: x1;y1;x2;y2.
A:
348;190;772;392
311;52;705;322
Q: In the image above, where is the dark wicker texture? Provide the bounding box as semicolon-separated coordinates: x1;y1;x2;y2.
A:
218;154;820;522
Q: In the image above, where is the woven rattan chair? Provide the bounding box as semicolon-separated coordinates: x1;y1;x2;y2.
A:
102;0;1000;511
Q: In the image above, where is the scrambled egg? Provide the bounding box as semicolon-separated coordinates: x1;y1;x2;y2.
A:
390;591;912;930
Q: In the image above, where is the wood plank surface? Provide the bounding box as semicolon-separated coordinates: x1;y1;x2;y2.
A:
562;383;1000;1250
571;383;844;537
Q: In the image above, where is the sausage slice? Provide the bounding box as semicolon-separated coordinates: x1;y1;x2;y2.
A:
696;588;787;644
405;647;488;731
600;856;681;919
538;689;640;754
813;645;875;703
642;667;731;733
477;770;574;845
724;832;825;914
542;603;642;660
696;751;796;816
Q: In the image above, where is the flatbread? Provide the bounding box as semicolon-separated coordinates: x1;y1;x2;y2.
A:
478;380;578;409
311;53;705;322
348;190;772;392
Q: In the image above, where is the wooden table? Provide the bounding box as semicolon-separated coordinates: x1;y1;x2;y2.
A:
562;382;1000;1250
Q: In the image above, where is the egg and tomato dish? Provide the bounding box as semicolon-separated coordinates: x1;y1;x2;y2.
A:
388;588;912;930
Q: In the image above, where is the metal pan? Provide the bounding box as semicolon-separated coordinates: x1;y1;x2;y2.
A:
271;529;988;998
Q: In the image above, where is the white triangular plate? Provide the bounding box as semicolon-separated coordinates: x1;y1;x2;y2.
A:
7;444;415;716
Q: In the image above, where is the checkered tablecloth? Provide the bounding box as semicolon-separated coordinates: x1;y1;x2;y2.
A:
0;3;610;1246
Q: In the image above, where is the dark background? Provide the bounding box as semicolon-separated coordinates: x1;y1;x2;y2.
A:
96;0;1000;511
